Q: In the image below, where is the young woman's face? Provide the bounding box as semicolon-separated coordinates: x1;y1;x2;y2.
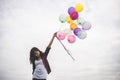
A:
34;51;41;58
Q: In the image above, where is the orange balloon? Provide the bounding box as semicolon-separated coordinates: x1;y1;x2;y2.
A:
70;23;78;30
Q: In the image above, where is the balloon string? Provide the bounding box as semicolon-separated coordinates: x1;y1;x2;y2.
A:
56;36;75;61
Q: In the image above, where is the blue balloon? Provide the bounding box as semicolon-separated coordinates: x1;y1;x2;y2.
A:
77;30;87;39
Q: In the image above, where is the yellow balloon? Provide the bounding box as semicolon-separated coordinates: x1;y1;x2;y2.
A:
75;3;84;12
70;23;78;30
67;16;73;24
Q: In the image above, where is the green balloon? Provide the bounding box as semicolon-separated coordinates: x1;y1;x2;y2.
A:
77;17;85;25
59;14;67;23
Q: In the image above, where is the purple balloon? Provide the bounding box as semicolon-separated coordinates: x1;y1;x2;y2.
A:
82;22;92;30
70;11;79;20
74;28;81;36
68;7;76;15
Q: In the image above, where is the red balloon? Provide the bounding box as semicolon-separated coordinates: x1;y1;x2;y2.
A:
70;11;79;20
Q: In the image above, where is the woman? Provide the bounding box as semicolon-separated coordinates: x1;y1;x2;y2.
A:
29;33;56;80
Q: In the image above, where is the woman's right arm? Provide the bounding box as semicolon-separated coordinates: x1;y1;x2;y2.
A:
44;32;57;56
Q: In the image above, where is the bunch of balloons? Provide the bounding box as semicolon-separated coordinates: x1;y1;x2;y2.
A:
57;3;92;44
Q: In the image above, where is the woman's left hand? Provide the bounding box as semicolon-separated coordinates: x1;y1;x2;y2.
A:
53;32;57;37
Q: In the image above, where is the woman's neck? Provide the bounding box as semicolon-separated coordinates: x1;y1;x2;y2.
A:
36;57;41;61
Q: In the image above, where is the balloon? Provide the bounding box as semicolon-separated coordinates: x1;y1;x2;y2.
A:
77;17;85;25
70;23;78;30
82;22;91;30
73;28;81;36
68;7;76;15
63;28;72;35
57;32;66;40
67;16;74;24
59;14;67;23
75;3;84;12
70;11;79;20
77;30;87;39
67;35;76;43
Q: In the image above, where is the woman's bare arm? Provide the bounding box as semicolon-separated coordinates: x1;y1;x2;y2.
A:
47;32;57;48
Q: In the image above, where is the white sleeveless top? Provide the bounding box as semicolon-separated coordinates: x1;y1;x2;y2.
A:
33;59;48;79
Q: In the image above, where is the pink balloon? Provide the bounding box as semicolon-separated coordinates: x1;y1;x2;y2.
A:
67;35;76;43
57;32;66;40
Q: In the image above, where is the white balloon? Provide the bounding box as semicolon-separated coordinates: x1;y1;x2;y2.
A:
77;30;87;39
62;28;72;35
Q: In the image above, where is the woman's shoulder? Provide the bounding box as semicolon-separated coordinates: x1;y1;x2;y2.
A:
40;52;45;57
